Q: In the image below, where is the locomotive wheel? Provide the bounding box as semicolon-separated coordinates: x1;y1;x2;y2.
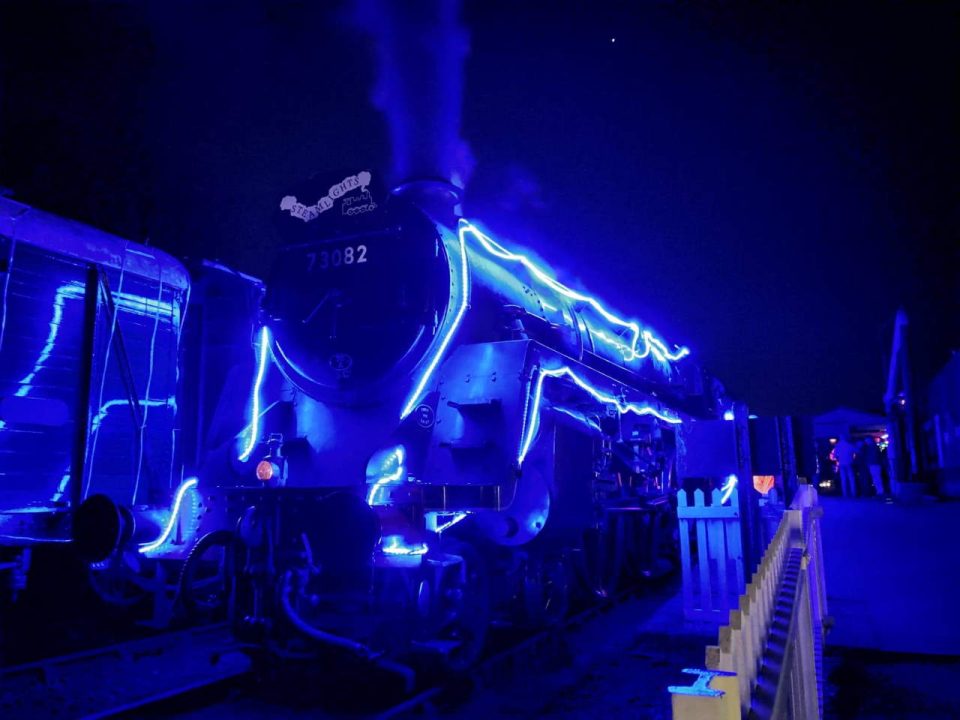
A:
436;539;489;673
179;530;235;617
582;515;625;599
522;554;570;628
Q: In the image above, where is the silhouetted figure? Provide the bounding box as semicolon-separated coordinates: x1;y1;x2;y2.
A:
834;436;857;497
860;437;884;496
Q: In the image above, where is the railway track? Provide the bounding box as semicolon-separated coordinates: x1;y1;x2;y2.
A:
375;579;663;719
0;576;677;719
0;623;250;720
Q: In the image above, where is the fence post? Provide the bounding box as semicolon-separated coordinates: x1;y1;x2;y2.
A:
669;668;741;720
678;488;694;615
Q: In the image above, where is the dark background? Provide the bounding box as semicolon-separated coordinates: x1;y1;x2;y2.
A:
0;0;956;415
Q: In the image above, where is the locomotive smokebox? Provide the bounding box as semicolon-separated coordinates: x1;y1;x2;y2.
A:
391;178;462;227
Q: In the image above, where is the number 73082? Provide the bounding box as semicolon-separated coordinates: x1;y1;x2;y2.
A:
306;245;368;271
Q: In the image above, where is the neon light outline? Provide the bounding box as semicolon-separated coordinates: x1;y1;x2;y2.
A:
720;474;738;504
273;338;318;385
366;446;406;506
552;405;603;433
380;534;429;556
51;396;177;502
15;282;82;396
238;326;271;462
0;534;72;544
400;222;470;419
434;511;468;534
10;278;179;496
518;364;682;466
16;282;178;397
138;477;199;554
460;222;689;364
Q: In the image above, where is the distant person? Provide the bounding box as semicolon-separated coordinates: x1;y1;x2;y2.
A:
861;437;884;497
833;436;857;497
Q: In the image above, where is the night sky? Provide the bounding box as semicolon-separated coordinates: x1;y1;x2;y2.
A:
0;1;956;415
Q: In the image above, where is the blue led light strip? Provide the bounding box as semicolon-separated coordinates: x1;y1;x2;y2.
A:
0;534;72;544
15;282;178;399
238;326;271;462
51;396;177;503
720;474;738;505
15;282;82;397
518;365;682;466
400;222;471;419
460;222;689;364
381;535;429;556
366;447;406;506
138;477;199;554
434;511;468;534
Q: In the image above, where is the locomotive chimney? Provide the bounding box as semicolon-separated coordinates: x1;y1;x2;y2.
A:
351;0;471;223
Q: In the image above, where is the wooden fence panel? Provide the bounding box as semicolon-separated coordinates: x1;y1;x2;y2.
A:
678;487;744;622
671;486;828;720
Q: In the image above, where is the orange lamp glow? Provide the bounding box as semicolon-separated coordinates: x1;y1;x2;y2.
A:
753;475;776;494
256;460;275;482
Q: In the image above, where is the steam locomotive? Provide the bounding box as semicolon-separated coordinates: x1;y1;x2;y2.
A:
0;174;727;670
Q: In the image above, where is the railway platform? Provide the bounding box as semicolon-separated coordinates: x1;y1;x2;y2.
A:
819;495;960;718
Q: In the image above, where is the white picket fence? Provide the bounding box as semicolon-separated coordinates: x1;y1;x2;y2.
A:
677;487;745;623
670;485;828;720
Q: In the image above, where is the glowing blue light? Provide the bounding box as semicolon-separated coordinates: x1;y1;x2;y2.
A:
0;534;71;544
552;405;603;433
238;326;271;462
138;477;199;554
92;397;176;433
518;364;682;466
273;339;314;383
111;291;176;318
434;512;468;534
400;222;470;419
641;330;690;363
723;409;735;421
720;474;738;505
51;396;177;503
15;282;178;398
366;446;406;506
461;222;690;364
15;282;82;396
381;534;429;556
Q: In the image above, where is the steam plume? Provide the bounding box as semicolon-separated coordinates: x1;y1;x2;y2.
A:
351;0;472;188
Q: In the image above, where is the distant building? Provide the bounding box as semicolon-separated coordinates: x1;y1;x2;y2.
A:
813;407;888;441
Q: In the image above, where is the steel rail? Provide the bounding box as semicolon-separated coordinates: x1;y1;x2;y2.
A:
373;578;656;719
0;623;250;720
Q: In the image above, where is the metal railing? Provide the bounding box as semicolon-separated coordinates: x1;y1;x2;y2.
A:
669;485;827;719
